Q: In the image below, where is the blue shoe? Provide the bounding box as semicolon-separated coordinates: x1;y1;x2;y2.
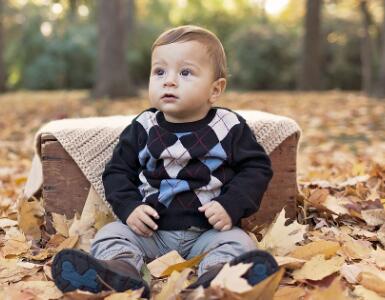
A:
51;249;150;298
187;249;279;289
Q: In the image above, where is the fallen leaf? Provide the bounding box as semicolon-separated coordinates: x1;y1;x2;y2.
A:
18;198;45;240
0;218;18;228
148;250;185;278
362;208;385;226
257;208;308;256
238;267;285;300
154;268;192;300
340;239;372;260
274;256;306;269
358;272;385;296
371;247;385;269
353;285;385;300
1;239;31;258
273;286;306;300
104;288;144;299
0;258;41;284
51;213;70;237
305;277;350;300
210;263;253;293
293;255;344;281
161;252;207;277
0;280;62;299
289;240;340;260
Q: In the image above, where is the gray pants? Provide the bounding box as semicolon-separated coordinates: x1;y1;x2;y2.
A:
90;221;257;276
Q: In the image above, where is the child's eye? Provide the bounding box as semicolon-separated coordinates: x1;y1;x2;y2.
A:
180;69;192;77
153;68;165;76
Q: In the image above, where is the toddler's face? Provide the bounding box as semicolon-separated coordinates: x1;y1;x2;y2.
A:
148;41;225;123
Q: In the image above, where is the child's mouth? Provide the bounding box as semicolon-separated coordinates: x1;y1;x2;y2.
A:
161;93;178;102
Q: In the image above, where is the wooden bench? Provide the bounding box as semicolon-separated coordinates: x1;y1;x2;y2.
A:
41;130;300;233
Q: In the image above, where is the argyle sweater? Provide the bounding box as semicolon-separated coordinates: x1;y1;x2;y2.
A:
102;107;273;230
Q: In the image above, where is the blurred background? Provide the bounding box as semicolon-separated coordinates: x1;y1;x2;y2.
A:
0;0;384;98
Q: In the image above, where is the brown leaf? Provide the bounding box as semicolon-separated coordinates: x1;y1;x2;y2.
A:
18;198;45;240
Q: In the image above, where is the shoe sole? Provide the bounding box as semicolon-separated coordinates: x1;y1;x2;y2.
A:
230;249;279;285
51;249;149;296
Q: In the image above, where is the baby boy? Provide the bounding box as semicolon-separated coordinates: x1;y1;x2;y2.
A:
51;25;278;298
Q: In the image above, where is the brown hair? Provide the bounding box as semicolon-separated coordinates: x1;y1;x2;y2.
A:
151;25;227;80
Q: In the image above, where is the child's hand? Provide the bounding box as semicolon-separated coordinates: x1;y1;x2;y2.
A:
126;205;159;237
198;201;232;231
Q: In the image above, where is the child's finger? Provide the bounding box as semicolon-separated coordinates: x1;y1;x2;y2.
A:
143;205;159;219
136;221;153;236
221;224;231;231
140;212;158;231
198;202;213;211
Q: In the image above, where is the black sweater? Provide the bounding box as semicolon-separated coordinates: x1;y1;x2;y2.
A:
102;107;273;230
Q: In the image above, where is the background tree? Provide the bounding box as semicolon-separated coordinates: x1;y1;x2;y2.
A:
299;0;323;90
0;0;6;92
92;0;135;99
375;0;385;97
359;0;376;95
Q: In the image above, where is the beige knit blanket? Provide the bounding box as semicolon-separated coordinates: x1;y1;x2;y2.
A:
24;110;301;223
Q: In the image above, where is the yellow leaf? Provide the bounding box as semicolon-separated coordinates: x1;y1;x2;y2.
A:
293;255;344;281
352;163;366;176
289;240;340;260
358;272;385;296
14;176;27;185
160;252;207;277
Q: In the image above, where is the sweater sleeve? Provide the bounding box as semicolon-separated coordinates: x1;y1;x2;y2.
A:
214;120;274;226
102;122;144;223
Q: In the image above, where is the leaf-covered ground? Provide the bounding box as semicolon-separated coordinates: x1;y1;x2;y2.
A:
0;90;384;299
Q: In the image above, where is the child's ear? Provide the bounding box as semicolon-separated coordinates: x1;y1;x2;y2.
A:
209;78;227;104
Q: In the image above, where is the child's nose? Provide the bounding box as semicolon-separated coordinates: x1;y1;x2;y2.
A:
163;72;177;87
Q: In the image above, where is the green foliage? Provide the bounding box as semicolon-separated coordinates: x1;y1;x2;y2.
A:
227;23;299;90
323;17;362;90
1;0;369;91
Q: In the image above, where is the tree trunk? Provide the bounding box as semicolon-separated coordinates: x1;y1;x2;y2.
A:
375;0;385;98
298;0;323;90
68;0;78;21
93;0;136;99
0;0;6;93
359;0;375;95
